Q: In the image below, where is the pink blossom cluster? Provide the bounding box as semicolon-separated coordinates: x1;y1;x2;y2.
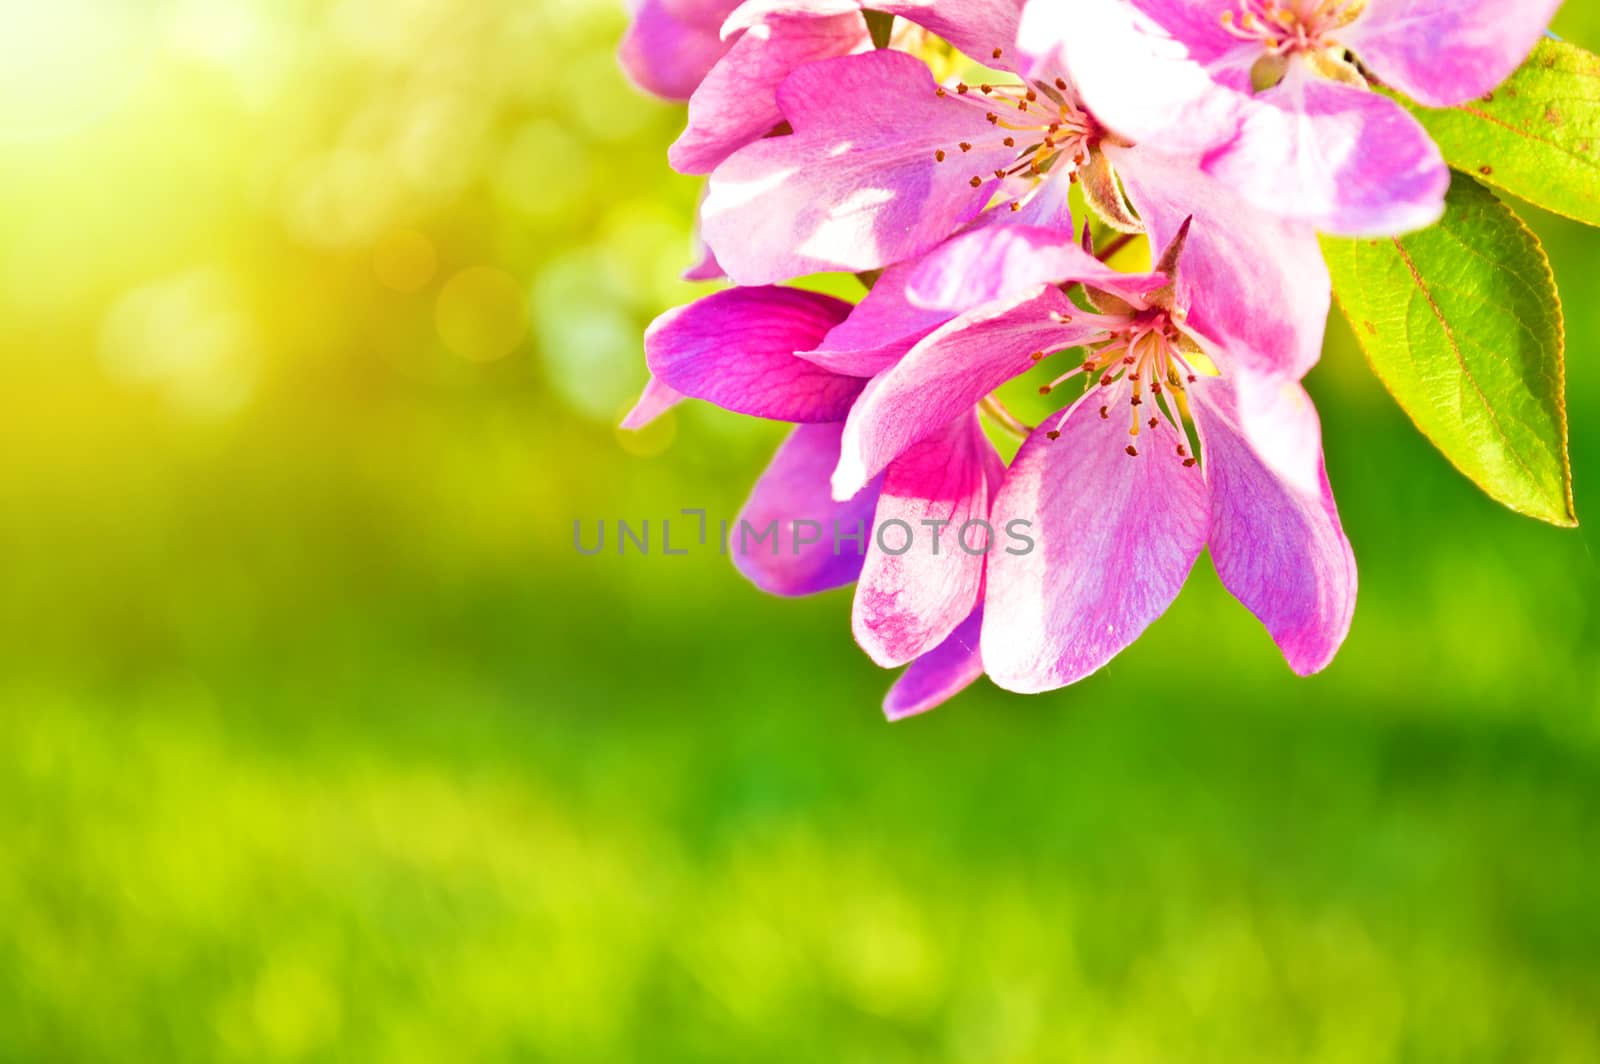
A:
618;0;1562;716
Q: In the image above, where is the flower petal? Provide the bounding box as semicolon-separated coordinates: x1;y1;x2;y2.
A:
1201;68;1448;236
904;223;1152;309
645;286;864;422
619;0;740;101
803;210;1081;378
1194;373;1357;675
732;422;885;596
683;186;727;282
1003;173;1078;231
802;257;944;377
620;376;684;430
1345;0;1563;108
833;285;1098;498
883;606;986;721
670;12;872;175
981;401;1210;693
1112;145;1331;379
726;0;1024;64
703;50;1018;283
683;239;725;283
1122;0;1255;70
854;411;1001;666
1026;0;1249;152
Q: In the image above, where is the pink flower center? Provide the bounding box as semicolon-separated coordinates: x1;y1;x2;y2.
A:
1034;305;1204;464
1220;0;1366;55
932;69;1099;197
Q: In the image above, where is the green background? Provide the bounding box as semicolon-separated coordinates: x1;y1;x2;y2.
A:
1;2;1597;1060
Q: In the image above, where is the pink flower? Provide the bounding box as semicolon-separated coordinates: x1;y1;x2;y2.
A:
738;420;992;720
669;4;876;175
1036;0;1561;235
618;0;745;101
638;284;1000;717
1157;0;1564;106
829;222;1357;689
700;21;1330;378
664;0;1032;280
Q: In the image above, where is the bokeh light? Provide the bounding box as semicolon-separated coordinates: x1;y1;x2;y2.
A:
0;2;1597;1061
435;266;528;363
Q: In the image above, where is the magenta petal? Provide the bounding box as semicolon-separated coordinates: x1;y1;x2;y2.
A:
727;0;1024;64
1202;70;1448;237
1112;145;1331;379
670;12;871;175
1346;0;1562;108
702;50;1018;284
620;376;684;430
619;0;739;101
645;286;864;423
732;422;885;596
804;212;1084;378
833;286;1098;497
854;411;1000;667
904;224;1153;310
883;606;985;721
981;405;1210;693
1195;374;1357;676
803;257;943;377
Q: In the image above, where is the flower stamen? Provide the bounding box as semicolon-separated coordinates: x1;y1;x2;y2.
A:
933;57;1100;195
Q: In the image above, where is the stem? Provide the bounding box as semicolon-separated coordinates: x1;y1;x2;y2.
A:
864;10;895;49
979;395;1032;441
1097;232;1137;262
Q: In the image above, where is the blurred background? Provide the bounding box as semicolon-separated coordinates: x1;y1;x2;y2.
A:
1;1;1597;1060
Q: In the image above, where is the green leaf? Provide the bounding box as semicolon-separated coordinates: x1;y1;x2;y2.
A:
1401;39;1600;227
1322;176;1575;527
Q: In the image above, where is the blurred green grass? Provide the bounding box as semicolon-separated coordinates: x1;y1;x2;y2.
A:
0;2;1598;1060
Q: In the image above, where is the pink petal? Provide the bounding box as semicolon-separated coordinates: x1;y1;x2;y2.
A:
619;0;740;101
1122;0;1256;69
645;286;864;423
702;50;1018;284
684;186;727;282
883;606;986;721
1004;174;1077;231
724;0;862;32
803;256;945;377
1201;68;1448;236
670;12;872;175
733;422;885;596
1193;373;1357;675
854;411;1002;666
904;224;1152;310
1111;145;1331;379
683;241;725;283
981;402;1210;693
726;0;1025;64
803;210;1082;378
1025;0;1249;153
1346;0;1563;108
620;376;685;430
833;285;1099;498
